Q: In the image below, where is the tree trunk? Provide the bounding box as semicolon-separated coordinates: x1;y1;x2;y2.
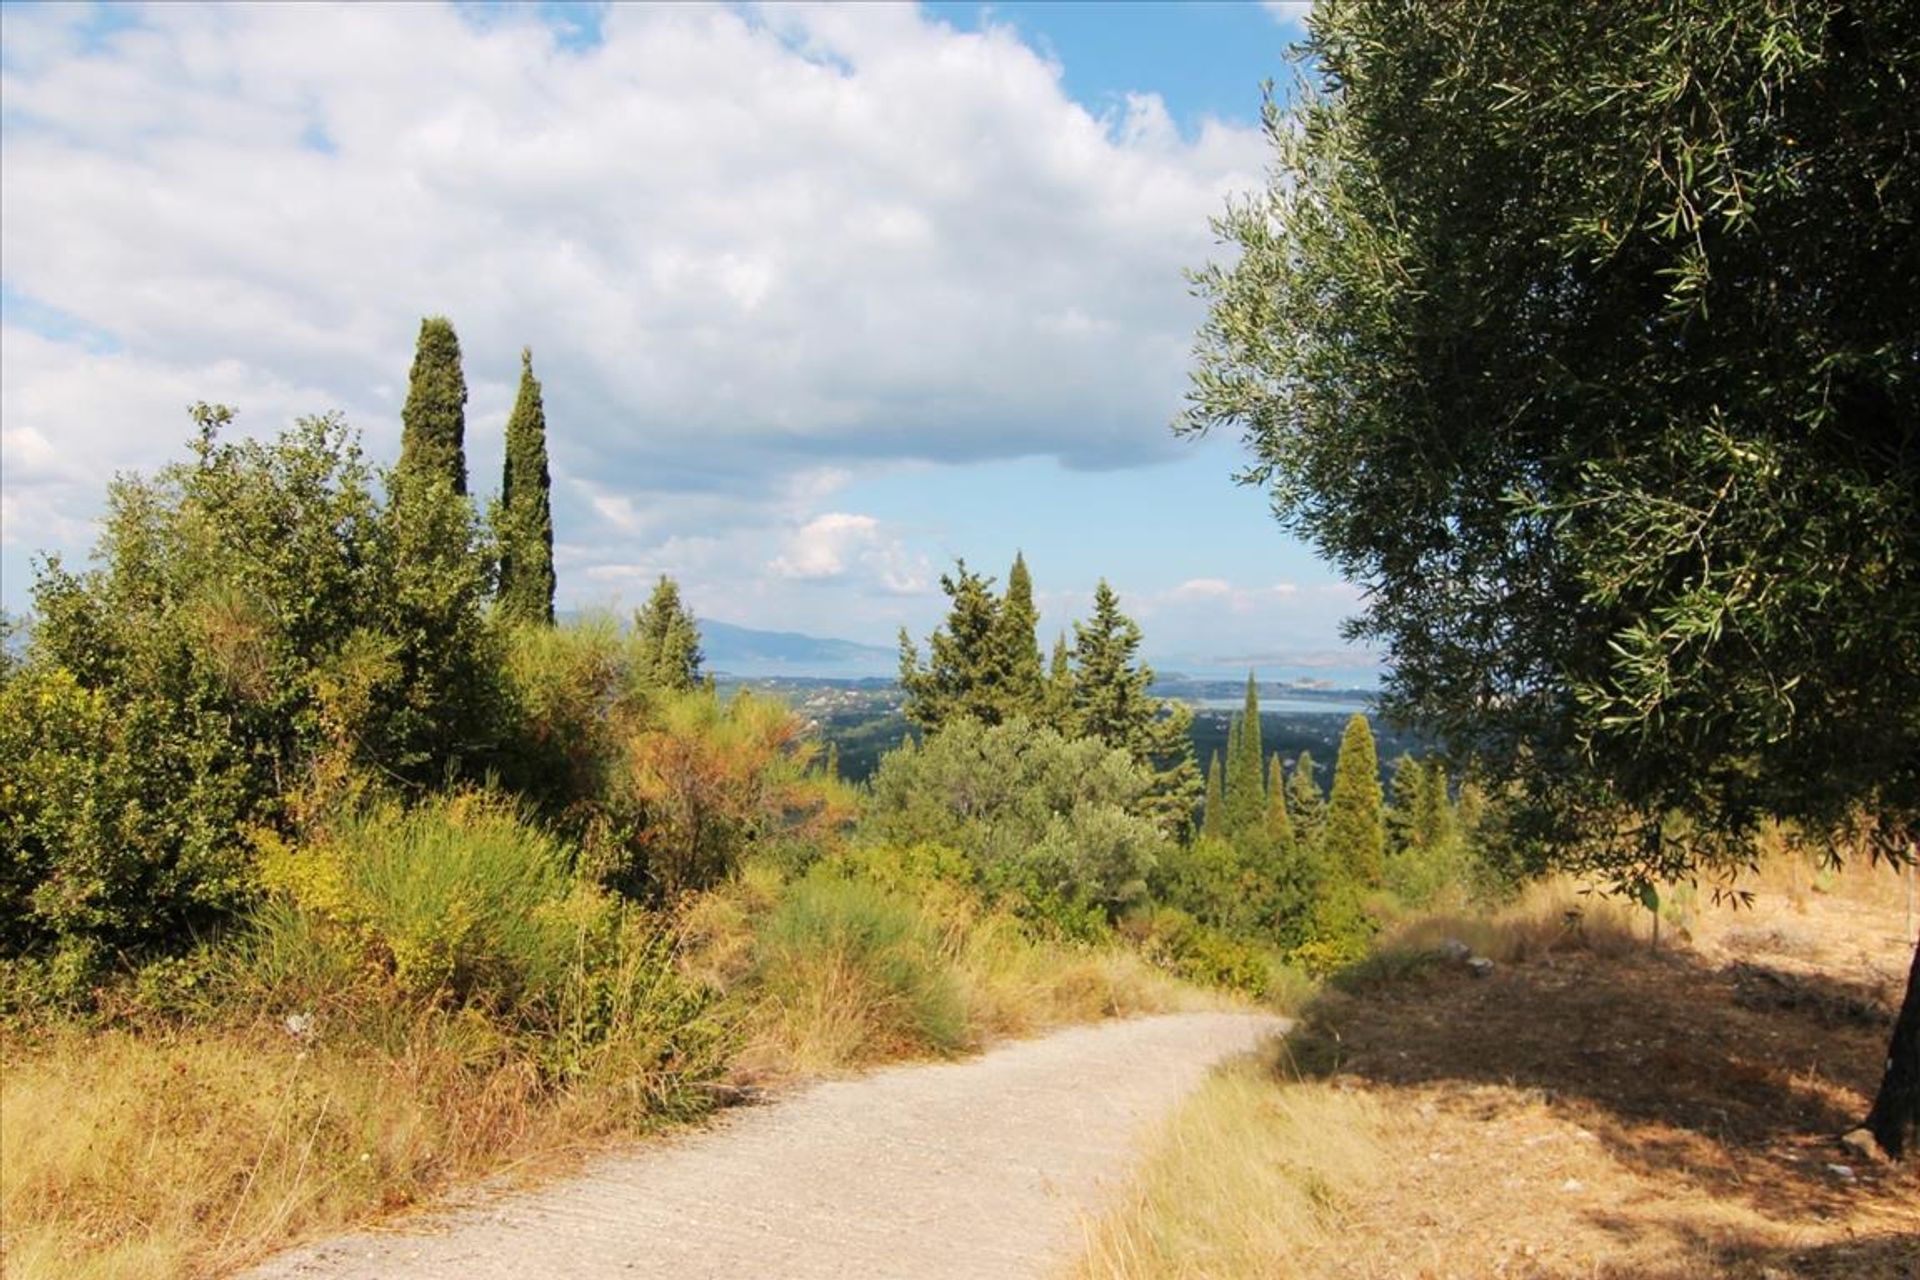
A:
1863;937;1920;1159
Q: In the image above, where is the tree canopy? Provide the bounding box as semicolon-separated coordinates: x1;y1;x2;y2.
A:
1184;0;1919;1155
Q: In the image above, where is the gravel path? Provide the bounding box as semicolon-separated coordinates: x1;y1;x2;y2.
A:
240;1011;1285;1280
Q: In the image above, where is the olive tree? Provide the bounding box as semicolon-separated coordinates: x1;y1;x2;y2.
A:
1184;0;1919;1155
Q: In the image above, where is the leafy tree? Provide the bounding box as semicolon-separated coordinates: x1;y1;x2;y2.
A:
1325;714;1385;889
899;561;1006;730
1222;673;1266;842
633;575;705;692
992;552;1044;714
399;316;468;495
496;347;556;626
1183;0;1920;1154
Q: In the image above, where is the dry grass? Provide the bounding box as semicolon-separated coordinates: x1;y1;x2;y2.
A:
0;1019;576;1280
1070;855;1920;1279
1073;1045;1384;1279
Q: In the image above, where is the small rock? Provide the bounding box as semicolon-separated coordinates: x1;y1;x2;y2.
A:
1439;939;1473;963
1467;956;1496;978
1839;1128;1888;1164
284;1011;316;1040
1560;1178;1584;1193
1824;1163;1856;1180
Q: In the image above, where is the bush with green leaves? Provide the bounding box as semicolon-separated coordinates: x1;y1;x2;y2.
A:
863;716;1169;918
752;868;968;1059
1;406;506;974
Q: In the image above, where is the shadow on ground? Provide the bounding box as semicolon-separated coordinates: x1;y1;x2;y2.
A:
1288;938;1918;1247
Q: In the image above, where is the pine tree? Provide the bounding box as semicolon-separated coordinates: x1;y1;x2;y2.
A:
1202;751;1226;839
991;551;1044;716
399;316;468;495
496;347;555;625
1068;579;1199;830
1325;714;1386;888
1265;752;1294;853
1223;671;1266;842
1289;750;1326;851
634;575;704;691
899;561;1005;731
1414;759;1453;855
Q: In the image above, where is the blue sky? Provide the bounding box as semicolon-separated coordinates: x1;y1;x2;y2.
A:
0;1;1368;680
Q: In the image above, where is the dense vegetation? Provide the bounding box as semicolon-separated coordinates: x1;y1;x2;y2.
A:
1;315;1519;1277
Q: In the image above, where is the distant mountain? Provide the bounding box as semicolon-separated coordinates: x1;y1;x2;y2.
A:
700;620;898;679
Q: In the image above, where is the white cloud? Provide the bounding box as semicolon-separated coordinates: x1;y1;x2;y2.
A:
1261;2;1316;27
770;512;929;595
0;1;1266;615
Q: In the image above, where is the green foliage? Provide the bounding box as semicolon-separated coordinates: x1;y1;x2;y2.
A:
256;793;591;1006
1201;751;1225;839
497;614;652;824
899;560;1013;731
864;716;1168;917
632;575;705;692
496;348;556;627
588;687;850;902
754;869;968;1058
1131;906;1276;1000
1065;580;1201;832
1182;0;1920;870
992;552;1044;713
1325;715;1385;890
3;407;503;967
1287;751;1325;852
398;316;468;495
1265;754;1294;854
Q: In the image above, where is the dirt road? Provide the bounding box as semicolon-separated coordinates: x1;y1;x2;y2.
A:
240;1011;1284;1280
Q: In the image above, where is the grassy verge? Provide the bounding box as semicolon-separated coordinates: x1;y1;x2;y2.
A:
1067;866;1920;1280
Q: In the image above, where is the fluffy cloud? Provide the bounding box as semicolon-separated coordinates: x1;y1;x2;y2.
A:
0;1;1266;615
770;512;928;594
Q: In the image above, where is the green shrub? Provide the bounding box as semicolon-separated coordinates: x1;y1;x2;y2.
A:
753;871;967;1060
1131;906;1278;999
255;794;601;1012
864;717;1168;917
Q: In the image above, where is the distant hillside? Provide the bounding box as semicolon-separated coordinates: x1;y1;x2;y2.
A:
700;620;898;678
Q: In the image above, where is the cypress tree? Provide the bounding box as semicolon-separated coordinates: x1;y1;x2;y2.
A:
1289;750;1326;851
991;551;1044;717
399;316;468;495
1265;752;1294;853
1042;632;1074;732
635;575;704;691
1223;671;1266;842
497;347;555;625
1325;713;1386;888
1202;750;1226;839
1386;753;1426;859
1414;759;1454;855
